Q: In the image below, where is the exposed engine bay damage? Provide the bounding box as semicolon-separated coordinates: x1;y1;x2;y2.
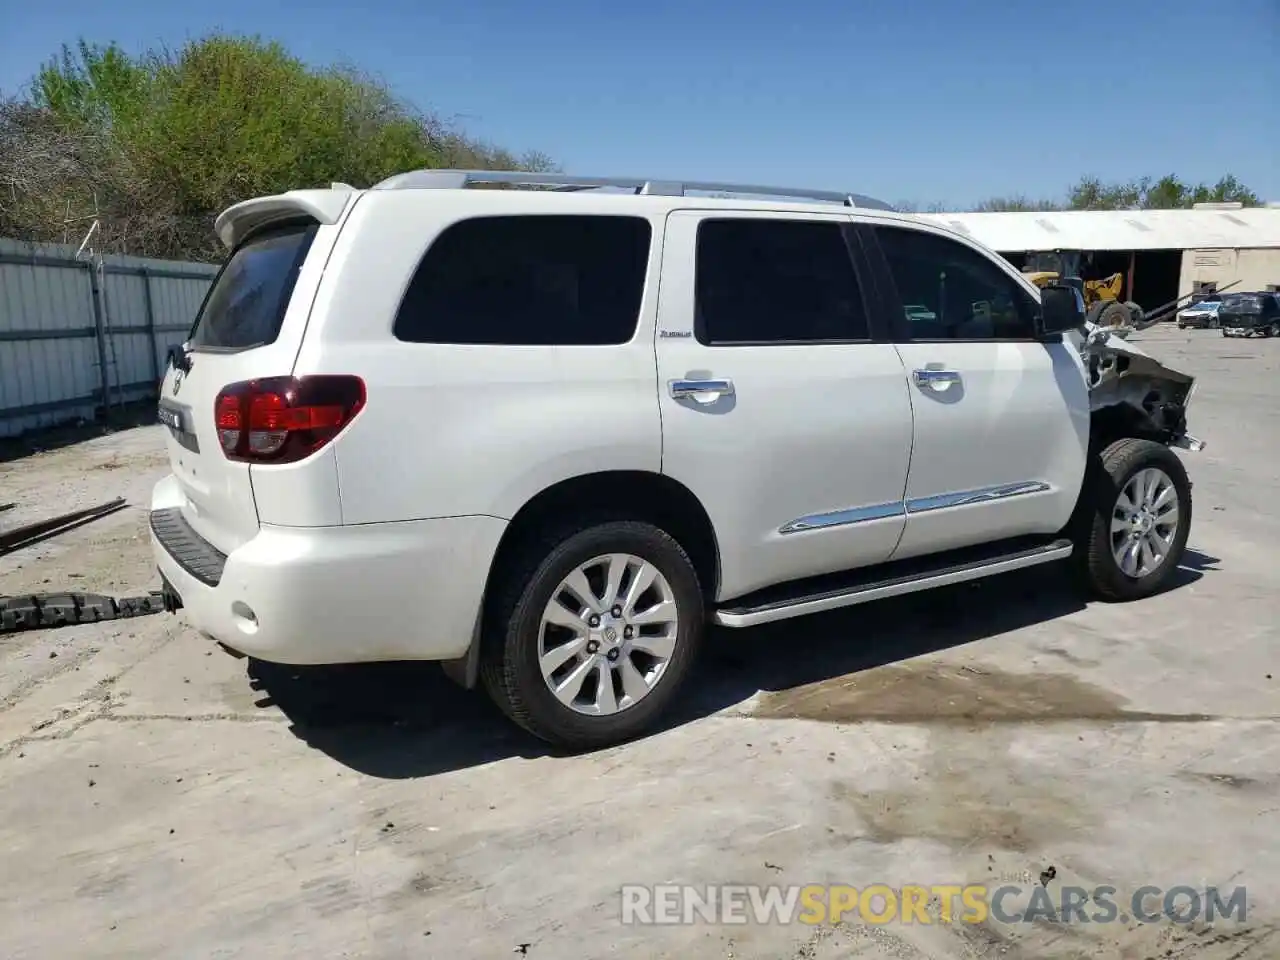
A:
1079;327;1200;449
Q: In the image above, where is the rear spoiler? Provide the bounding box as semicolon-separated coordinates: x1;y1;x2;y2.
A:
213;185;357;250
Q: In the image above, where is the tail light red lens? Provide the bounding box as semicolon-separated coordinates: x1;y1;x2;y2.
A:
213;376;366;463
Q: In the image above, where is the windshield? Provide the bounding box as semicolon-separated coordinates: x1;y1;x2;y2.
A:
188;222;318;350
1023;251;1081;276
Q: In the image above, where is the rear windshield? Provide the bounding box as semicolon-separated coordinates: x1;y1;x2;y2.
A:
188;222;318;350
1223;294;1262;312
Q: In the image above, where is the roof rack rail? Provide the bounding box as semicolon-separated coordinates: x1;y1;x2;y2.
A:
371;169;895;211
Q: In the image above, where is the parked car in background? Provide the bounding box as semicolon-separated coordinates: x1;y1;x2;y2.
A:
1220;292;1280;338
1177;295;1222;329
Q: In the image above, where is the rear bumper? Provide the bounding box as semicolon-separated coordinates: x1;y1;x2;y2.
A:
149;474;507;665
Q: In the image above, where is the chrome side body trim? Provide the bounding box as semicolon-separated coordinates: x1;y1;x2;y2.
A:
777;501;905;535
778;481;1051;536
904;480;1051;515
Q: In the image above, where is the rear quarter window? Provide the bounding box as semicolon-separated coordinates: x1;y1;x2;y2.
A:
392;215;652;345
188;221;318;351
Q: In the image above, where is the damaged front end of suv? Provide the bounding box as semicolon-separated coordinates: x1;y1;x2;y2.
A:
1078;326;1204;454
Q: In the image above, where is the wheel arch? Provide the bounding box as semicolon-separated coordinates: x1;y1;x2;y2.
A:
1073;436;1192;601
1065;401;1191;545
493;470;720;597
444;470;721;689
1088;402;1174;454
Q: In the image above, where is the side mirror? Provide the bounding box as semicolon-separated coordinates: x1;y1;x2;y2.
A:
1037;282;1086;337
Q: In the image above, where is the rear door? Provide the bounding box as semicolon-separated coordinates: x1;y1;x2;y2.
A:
157;218;335;553
655;210;914;602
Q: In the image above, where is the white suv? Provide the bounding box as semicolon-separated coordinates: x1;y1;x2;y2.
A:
150;170;1203;749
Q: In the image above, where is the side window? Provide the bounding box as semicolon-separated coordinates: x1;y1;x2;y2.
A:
694;218;870;344
393;215;652;345
876;225;1037;340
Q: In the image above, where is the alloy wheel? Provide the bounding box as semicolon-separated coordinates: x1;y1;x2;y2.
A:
537;554;679;715
1110;467;1180;578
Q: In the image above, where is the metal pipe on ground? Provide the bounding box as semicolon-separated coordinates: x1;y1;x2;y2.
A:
0;498;129;557
1136;280;1245;328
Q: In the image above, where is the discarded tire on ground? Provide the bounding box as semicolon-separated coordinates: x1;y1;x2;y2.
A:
0;591;166;634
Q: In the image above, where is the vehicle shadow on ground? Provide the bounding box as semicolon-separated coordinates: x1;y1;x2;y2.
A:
248;554;1214;780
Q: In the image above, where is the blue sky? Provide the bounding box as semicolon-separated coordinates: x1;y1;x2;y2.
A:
4;0;1278;208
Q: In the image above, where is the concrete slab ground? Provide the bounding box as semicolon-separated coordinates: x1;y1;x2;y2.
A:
0;325;1276;959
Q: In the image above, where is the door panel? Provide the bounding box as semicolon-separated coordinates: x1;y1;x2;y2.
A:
655;210;915;601
891;339;1088;558
862;223;1089;560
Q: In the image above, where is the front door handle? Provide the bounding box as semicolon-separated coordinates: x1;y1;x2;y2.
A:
670;379;735;402
912;369;961;392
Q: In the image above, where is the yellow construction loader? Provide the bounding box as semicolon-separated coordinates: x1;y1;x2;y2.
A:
1020;251;1145;330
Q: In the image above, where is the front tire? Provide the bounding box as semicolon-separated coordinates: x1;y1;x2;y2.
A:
1091;301;1131;329
1075;439;1192;601
481;519;705;750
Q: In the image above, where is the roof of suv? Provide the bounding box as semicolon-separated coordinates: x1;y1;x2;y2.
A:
370;168;897;210
215;168;966;249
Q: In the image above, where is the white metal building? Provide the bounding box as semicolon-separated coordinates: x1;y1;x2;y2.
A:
919;205;1280;314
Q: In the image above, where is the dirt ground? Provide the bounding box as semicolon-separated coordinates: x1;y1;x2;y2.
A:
0;325;1276;960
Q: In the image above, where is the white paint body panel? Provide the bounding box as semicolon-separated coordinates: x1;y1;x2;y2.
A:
156;218;348;553
891;340;1089;559
297;190;665;525
655;210;914;601
151;475;503;663
149;180;1099;666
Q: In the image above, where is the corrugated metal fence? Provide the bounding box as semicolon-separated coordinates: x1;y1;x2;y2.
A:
0;238;218;438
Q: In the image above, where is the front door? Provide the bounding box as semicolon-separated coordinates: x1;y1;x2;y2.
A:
654;210;915;602
860;222;1089;561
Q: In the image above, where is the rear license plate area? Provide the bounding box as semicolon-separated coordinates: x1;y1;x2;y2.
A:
158;399;199;452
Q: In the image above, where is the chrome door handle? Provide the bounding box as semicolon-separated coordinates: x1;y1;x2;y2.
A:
670;378;735;401
913;369;961;391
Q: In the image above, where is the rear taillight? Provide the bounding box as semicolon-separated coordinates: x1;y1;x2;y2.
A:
214;376;366;463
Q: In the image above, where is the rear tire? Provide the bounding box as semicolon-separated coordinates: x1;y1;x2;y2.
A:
1124;300;1156;330
480;519;704;750
1074;439;1192;602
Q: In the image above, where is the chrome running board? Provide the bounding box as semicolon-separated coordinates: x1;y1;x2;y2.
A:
714;537;1074;628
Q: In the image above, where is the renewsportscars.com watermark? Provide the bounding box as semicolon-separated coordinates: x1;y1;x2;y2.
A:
620;883;1248;927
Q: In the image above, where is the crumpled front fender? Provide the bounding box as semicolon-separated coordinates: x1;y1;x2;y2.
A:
1075;326;1203;450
